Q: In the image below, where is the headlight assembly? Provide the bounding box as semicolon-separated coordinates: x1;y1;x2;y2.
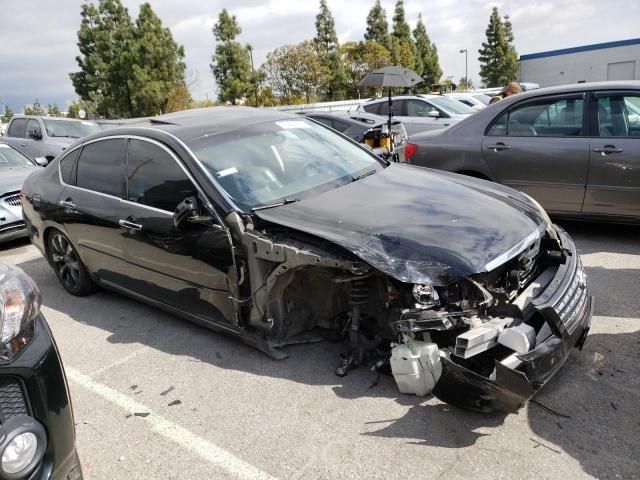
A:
0;266;40;363
412;284;440;308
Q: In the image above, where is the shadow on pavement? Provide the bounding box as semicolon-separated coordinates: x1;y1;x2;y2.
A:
558;220;640;256
527;329;640;479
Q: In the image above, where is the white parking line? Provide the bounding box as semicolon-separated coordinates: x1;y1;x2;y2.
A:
90;347;150;376
66;367;280;480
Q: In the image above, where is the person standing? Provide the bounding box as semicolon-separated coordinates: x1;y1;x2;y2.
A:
489;82;522;104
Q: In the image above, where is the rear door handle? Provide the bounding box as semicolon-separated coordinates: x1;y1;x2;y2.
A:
487;143;511;151
59;200;76;209
119;219;142;231
593;145;623;155
19;143;27;148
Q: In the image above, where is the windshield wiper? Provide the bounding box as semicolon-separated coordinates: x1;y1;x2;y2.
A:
351;169;377;182
251;198;299;212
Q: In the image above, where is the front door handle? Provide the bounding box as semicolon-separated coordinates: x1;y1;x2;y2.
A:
593;145;623;155
19;143;27;148
118;219;142;231
487;142;511;151
59;200;76;209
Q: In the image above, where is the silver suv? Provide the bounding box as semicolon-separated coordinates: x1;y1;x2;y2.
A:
357;94;476;135
3;115;100;162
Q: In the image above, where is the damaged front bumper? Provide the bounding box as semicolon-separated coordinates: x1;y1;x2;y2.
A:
432;227;593;412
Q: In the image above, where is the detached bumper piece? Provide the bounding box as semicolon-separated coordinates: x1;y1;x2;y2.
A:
433;229;593;412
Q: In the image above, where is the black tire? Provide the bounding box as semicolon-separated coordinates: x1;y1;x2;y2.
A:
47;230;98;296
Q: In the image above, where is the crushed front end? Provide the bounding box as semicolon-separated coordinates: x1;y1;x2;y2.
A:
390;225;592;412
229;207;591;413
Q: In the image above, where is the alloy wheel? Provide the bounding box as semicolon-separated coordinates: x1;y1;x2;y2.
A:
50;234;81;291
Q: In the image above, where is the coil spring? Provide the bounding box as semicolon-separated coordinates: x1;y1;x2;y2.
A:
348;279;369;306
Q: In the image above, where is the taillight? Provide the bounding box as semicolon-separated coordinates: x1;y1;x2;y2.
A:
405;143;418;161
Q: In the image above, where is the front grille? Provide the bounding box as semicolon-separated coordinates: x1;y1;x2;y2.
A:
554;260;588;334
0;221;26;234
0;377;29;422
2;194;21;207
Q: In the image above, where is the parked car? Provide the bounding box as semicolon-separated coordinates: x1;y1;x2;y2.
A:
3;116;100;162
357;94;477;135
303;111;416;162
22;107;591;412
409;81;640;222
1;143;44;243
0;264;82;479
445;93;491;110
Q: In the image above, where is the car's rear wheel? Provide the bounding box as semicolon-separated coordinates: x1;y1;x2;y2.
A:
47;231;97;296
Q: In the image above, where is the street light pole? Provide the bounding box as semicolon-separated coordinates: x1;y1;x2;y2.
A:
459;49;468;91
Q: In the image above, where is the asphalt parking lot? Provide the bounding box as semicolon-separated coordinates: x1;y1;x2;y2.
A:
1;221;639;480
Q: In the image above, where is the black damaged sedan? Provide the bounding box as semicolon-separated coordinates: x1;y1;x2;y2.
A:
0;265;81;479
22;107;592;412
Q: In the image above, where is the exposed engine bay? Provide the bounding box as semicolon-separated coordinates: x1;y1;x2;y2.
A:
225;211;591;412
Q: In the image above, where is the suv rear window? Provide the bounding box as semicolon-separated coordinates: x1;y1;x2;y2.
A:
7;119;27;138
362;103;380;114
76;139;126;196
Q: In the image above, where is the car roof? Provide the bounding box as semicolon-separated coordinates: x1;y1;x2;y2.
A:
305;111;384;124
11;115;94;122
73;107;299;144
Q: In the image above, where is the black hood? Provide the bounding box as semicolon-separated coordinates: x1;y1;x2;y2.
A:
256;164;547;285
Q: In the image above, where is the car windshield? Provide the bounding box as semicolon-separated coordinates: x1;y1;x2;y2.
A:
188;118;385;212
428;96;476;115
0;144;34;168
43;119;100;138
473;94;491;105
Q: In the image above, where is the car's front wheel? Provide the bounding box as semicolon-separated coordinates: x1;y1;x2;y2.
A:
47;230;97;296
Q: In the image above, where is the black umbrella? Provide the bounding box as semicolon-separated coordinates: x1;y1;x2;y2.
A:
359;66;423;132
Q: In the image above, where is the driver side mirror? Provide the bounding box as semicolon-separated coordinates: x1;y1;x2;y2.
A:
34;157;48;167
428;110;440;118
28;129;42;140
172;196;218;230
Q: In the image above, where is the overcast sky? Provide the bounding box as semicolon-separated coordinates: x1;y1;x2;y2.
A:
0;0;638;112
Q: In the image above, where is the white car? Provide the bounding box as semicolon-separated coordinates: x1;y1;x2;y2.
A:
357;94;476;135
445;93;492;111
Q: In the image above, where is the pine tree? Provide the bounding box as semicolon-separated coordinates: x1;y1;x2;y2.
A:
413;14;441;85
24;100;45;116
314;0;345;100
130;3;186;116
210;9;254;105
391;0;410;41
364;0;389;49
478;7;519;87
390;1;416;71
70;0;136;118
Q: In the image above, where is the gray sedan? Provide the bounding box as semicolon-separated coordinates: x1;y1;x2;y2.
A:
0;143;40;242
409;81;640;222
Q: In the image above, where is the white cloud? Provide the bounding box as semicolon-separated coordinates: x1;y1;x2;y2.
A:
0;0;637;111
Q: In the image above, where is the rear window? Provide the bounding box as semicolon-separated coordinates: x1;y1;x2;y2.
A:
76;139;126;196
362;103;381;114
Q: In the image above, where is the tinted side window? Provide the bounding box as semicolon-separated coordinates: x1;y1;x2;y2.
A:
405;99;431;117
59;149;80;185
379;100;404;116
507;97;584;137
487;112;508;136
126;139;195;212
597;94;640;137
26;119;41;138
7;119;27;138
76;139;126;196
363;103;381;114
